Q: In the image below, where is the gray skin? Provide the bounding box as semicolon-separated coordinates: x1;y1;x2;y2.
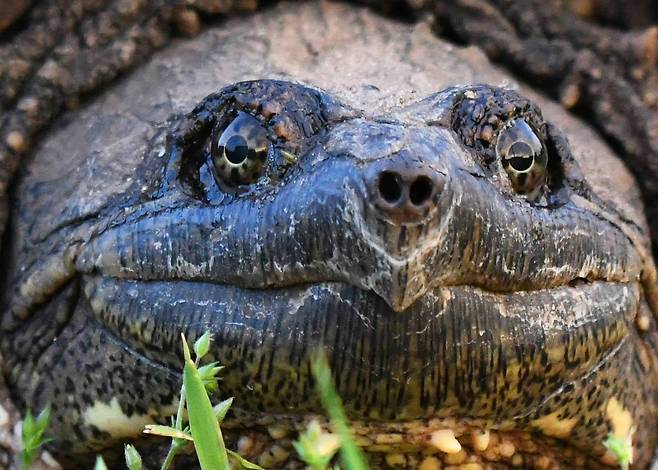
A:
2;3;658;469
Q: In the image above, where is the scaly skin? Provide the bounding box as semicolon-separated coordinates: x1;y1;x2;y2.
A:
1;2;658;469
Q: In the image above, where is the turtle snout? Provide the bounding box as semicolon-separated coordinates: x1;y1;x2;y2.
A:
365;153;446;225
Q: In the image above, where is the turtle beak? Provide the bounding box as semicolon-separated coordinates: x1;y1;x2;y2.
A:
375;260;434;312
359;149;450;312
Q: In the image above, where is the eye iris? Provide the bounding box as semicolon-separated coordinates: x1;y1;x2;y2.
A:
224;135;249;164
211;111;269;187
495;118;547;198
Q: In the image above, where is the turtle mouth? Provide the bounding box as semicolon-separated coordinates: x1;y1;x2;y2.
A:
84;273;636;424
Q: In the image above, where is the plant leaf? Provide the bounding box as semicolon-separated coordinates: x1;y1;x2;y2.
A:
182;334;230;470
21;406;51;470
293;420;339;470
124;444;143;470
227;449;266;469
603;432;633;470
94;456;109;470
197;362;223;392
144;425;193;441
194;332;213;359
311;351;368;470
34;407;51;431
213;397;234;423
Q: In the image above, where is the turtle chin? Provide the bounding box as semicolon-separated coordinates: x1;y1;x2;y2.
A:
80;273;638;455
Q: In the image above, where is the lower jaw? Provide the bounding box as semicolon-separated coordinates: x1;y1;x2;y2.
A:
84;275;634;417
81;275;637;466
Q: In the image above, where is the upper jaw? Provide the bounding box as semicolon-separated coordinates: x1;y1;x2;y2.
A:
75;154;642;314
7;87;643;324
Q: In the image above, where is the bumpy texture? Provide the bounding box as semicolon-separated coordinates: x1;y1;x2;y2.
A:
1;1;658;469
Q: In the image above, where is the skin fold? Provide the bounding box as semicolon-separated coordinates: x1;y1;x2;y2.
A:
1;3;658;469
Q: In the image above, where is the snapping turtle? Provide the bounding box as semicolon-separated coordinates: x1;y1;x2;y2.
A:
2;2;658;468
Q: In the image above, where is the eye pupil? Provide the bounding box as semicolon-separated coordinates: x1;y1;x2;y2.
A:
506;141;534;172
224;135;249;164
508;156;532;172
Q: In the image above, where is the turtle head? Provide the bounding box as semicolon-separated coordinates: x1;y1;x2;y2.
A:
2;80;657;467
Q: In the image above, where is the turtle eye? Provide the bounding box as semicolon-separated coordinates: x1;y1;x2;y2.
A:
495;118;547;197
211;111;269;186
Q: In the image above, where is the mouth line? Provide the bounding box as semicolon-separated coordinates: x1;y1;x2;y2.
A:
85;274;634;334
87;269;621;299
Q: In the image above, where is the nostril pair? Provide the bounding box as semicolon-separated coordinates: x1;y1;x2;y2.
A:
378;171;435;206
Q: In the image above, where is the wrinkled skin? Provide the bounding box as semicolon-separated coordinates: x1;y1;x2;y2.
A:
2;3;658;469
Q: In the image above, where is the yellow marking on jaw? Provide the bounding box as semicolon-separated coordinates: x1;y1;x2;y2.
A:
602;397;635;466
532;411;577;438
606;397;633;439
82;397;155;439
546;345;565;364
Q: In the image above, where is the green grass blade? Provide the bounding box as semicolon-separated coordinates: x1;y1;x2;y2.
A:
182;335;230;470
124;444;143;470
94;456;109;470
144;424;193;441
311;351;368;470
21;406;51;470
226;449;265;469
603;432;632;470
293;419;340;470
194;332;212;359
213;397;234;423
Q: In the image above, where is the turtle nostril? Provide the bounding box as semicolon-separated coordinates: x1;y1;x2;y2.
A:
378;171;402;203
409;175;433;206
367;160;445;225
